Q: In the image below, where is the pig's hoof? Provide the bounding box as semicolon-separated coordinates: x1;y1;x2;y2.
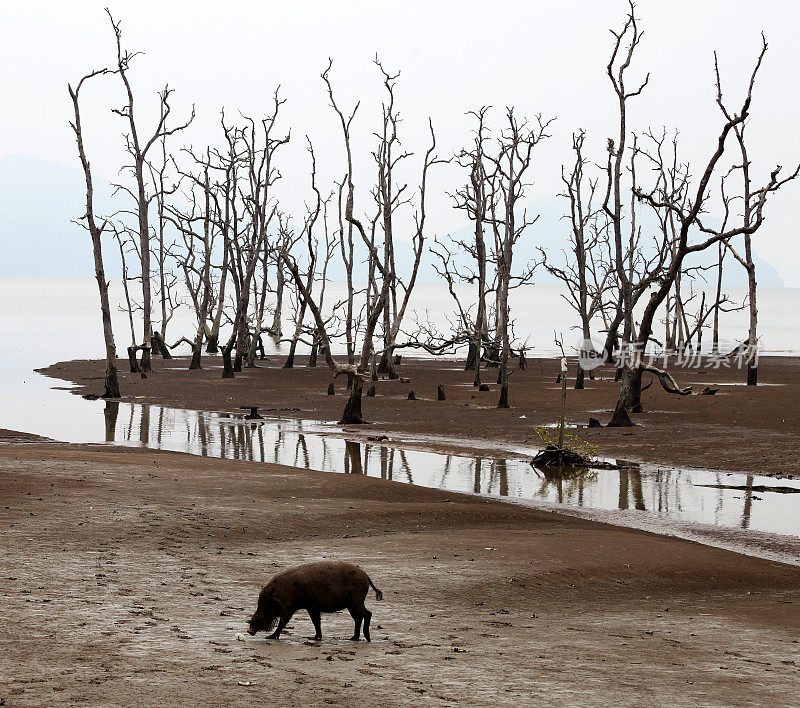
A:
349;635;361;641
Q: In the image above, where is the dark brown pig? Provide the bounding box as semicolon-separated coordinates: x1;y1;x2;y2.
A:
247;561;383;641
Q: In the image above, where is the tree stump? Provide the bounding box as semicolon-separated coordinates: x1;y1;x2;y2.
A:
338;374;366;425
607;399;635;427
531;445;591;469
407;390;416;400
366;384;376;397
437;384;446;401
327;382;335;396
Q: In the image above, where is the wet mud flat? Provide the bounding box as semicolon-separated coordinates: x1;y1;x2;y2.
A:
50;399;800;543
1;438;799;706
42;354;800;476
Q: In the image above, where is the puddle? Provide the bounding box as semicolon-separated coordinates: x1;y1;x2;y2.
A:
95;401;800;544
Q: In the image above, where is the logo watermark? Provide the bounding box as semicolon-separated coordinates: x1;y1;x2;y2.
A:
574;336;759;370
577;338;608;371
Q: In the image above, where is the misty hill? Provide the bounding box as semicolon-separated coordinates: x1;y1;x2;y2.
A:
0;155;784;289
0;155;123;278
404;196;785;289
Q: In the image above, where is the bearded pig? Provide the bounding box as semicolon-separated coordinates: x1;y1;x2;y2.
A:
247;561;383;641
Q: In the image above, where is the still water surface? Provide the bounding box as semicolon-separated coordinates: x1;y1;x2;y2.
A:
95;399;800;538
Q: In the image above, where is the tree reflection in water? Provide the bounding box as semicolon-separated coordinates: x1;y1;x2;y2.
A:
344;441;363;475
534;465;598;505
98;401;799;537
104;400;119;442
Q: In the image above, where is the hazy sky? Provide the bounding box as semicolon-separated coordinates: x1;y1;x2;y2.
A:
2;1;799;282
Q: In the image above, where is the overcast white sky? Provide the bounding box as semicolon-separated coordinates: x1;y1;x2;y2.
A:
2;1;799;283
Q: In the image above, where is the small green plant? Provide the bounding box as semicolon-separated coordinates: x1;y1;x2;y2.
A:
534;421;599;462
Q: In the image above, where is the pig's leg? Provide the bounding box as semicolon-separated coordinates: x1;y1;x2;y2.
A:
347;606;363;641
308;608;322;640
268;612;293;639
362;608;372;642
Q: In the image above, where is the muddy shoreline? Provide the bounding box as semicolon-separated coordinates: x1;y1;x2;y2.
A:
2;437;800;706
41;354;800;476
2;355;798;704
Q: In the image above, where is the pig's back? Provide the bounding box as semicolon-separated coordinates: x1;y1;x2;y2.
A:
272;561;369;612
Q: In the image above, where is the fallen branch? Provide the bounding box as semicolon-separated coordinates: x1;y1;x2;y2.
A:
642;365;692;395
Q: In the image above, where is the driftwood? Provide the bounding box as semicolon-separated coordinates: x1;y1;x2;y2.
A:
532;445;592;468
531;446;628;471
642;365;692;395
151;331;172;358
170;337;195;349
695;483;800;494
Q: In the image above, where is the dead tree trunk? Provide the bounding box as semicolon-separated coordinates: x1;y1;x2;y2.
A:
614;33;796;413
339;372;365;425
69;68;121;398
107;11;193;374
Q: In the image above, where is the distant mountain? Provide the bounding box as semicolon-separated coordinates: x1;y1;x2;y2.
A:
0;155;784;288
409;196;784;289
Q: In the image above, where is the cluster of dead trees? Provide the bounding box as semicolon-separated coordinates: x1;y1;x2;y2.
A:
70;4;796;425
538;4;797;426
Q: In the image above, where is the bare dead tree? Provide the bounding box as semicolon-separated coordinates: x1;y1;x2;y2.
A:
202;122;234;354
167;148;220;369
610;34;798;424
107;10;194;373
431;107;545;393
364;60;445;379
267;227;290;340
721;60;786;386
108;222;144;371
147;135;181;357
458;108;491;377
216;94;289;377
283;141;322;369
68;68;120;398
321;63;361;366
308;193;340;367
486;109;554;407
432;107;492;385
540;130;614;388
668;277;741;354
278;60;389;425
602;1;650;363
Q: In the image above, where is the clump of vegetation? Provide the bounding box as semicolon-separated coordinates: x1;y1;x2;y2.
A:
532;422;599;468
